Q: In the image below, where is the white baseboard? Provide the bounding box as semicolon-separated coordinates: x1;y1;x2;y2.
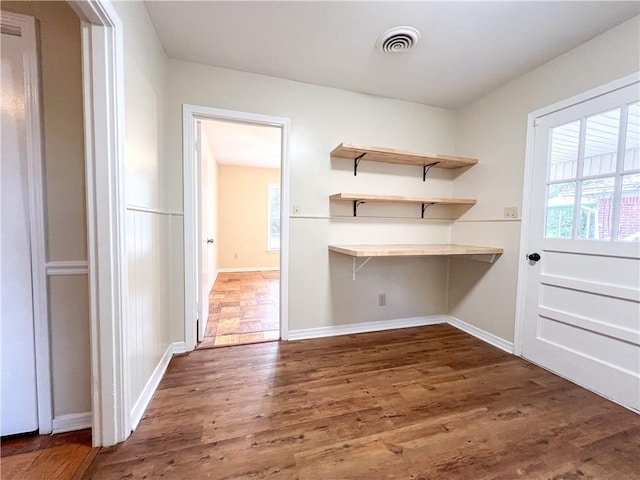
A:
446;315;514;353
288;315;449;341
217;267;279;273
130;342;180;430
51;412;91;434
171;341;188;355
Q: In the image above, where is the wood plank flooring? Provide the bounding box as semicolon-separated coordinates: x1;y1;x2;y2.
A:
1;429;97;480
84;325;640;479
198;271;280;348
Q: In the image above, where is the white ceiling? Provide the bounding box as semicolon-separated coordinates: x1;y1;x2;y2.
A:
201;119;281;169
145;1;639;109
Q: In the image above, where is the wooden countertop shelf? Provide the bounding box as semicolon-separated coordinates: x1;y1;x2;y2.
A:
329;244;503;257
331;143;478;179
329;244;504;279
330;193;476;218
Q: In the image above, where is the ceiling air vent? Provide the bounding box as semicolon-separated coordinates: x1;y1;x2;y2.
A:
375;26;421;55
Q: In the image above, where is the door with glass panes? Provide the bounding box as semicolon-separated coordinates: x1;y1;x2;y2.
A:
522;80;640;411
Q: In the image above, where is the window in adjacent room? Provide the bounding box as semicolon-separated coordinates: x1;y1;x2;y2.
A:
267;183;280;252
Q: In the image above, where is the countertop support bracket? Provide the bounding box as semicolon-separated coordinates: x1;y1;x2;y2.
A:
353;200;366;217
353;153;366;176
461;253;500;264
423;162;440;181
352;256;373;280
421;202;435;219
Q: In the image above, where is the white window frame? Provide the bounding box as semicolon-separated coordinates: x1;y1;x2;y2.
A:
543;100;640;242
267;183;281;253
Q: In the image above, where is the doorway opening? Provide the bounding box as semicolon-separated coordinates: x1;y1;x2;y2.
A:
182;104;290;351
197;119;282;348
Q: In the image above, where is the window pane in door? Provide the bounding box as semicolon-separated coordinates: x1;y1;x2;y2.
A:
583;109;620;177
624;102;639;172
619;174;640;241
578;177;615;240
549;121;579;181
545;182;576;239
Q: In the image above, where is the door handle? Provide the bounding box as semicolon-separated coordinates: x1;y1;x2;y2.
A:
526;252;541;262
207;239;214;244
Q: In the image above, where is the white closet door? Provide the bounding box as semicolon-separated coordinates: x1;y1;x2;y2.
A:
1;24;39;436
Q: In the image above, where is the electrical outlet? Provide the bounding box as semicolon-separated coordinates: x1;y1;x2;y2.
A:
504;206;519;219
234;253;238;259
378;293;386;306
293;205;301;215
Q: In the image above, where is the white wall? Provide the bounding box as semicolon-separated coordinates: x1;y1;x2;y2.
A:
450;16;640;341
216;165;280;269
111;2;175;421
166;62;460;334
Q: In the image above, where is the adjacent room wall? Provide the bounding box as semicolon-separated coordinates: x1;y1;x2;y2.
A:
217;165;280;270
1;1;90;422
450;16;640;342
111;1;174;422
166;62;459;334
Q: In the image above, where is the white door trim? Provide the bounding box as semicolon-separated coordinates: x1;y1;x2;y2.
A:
0;11;51;434
514;72;640;356
183;104;291;350
68;0;129;446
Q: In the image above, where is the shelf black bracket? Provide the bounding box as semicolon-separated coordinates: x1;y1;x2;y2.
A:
353;153;366;176
422;162;440;181
421;202;435;219
353;200;366;217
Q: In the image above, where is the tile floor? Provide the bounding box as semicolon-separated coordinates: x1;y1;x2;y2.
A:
197;270;280;349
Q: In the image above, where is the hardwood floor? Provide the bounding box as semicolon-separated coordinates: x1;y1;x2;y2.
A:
1;429;97;479
198;271;280;348
84;325;639;479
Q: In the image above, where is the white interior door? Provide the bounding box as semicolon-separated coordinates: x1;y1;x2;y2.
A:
195;120;208;342
522;80;640;411
199;125;218;342
1;23;39;436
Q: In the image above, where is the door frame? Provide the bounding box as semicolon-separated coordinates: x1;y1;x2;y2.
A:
182;105;291;350
514;72;640;356
0;11;51;434
68;0;129;446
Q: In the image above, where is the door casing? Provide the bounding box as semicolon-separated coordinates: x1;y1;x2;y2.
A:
68;0;129;446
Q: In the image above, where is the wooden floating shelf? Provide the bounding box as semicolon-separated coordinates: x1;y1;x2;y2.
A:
330;193;476;218
331;143;478;179
330;193;476;206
